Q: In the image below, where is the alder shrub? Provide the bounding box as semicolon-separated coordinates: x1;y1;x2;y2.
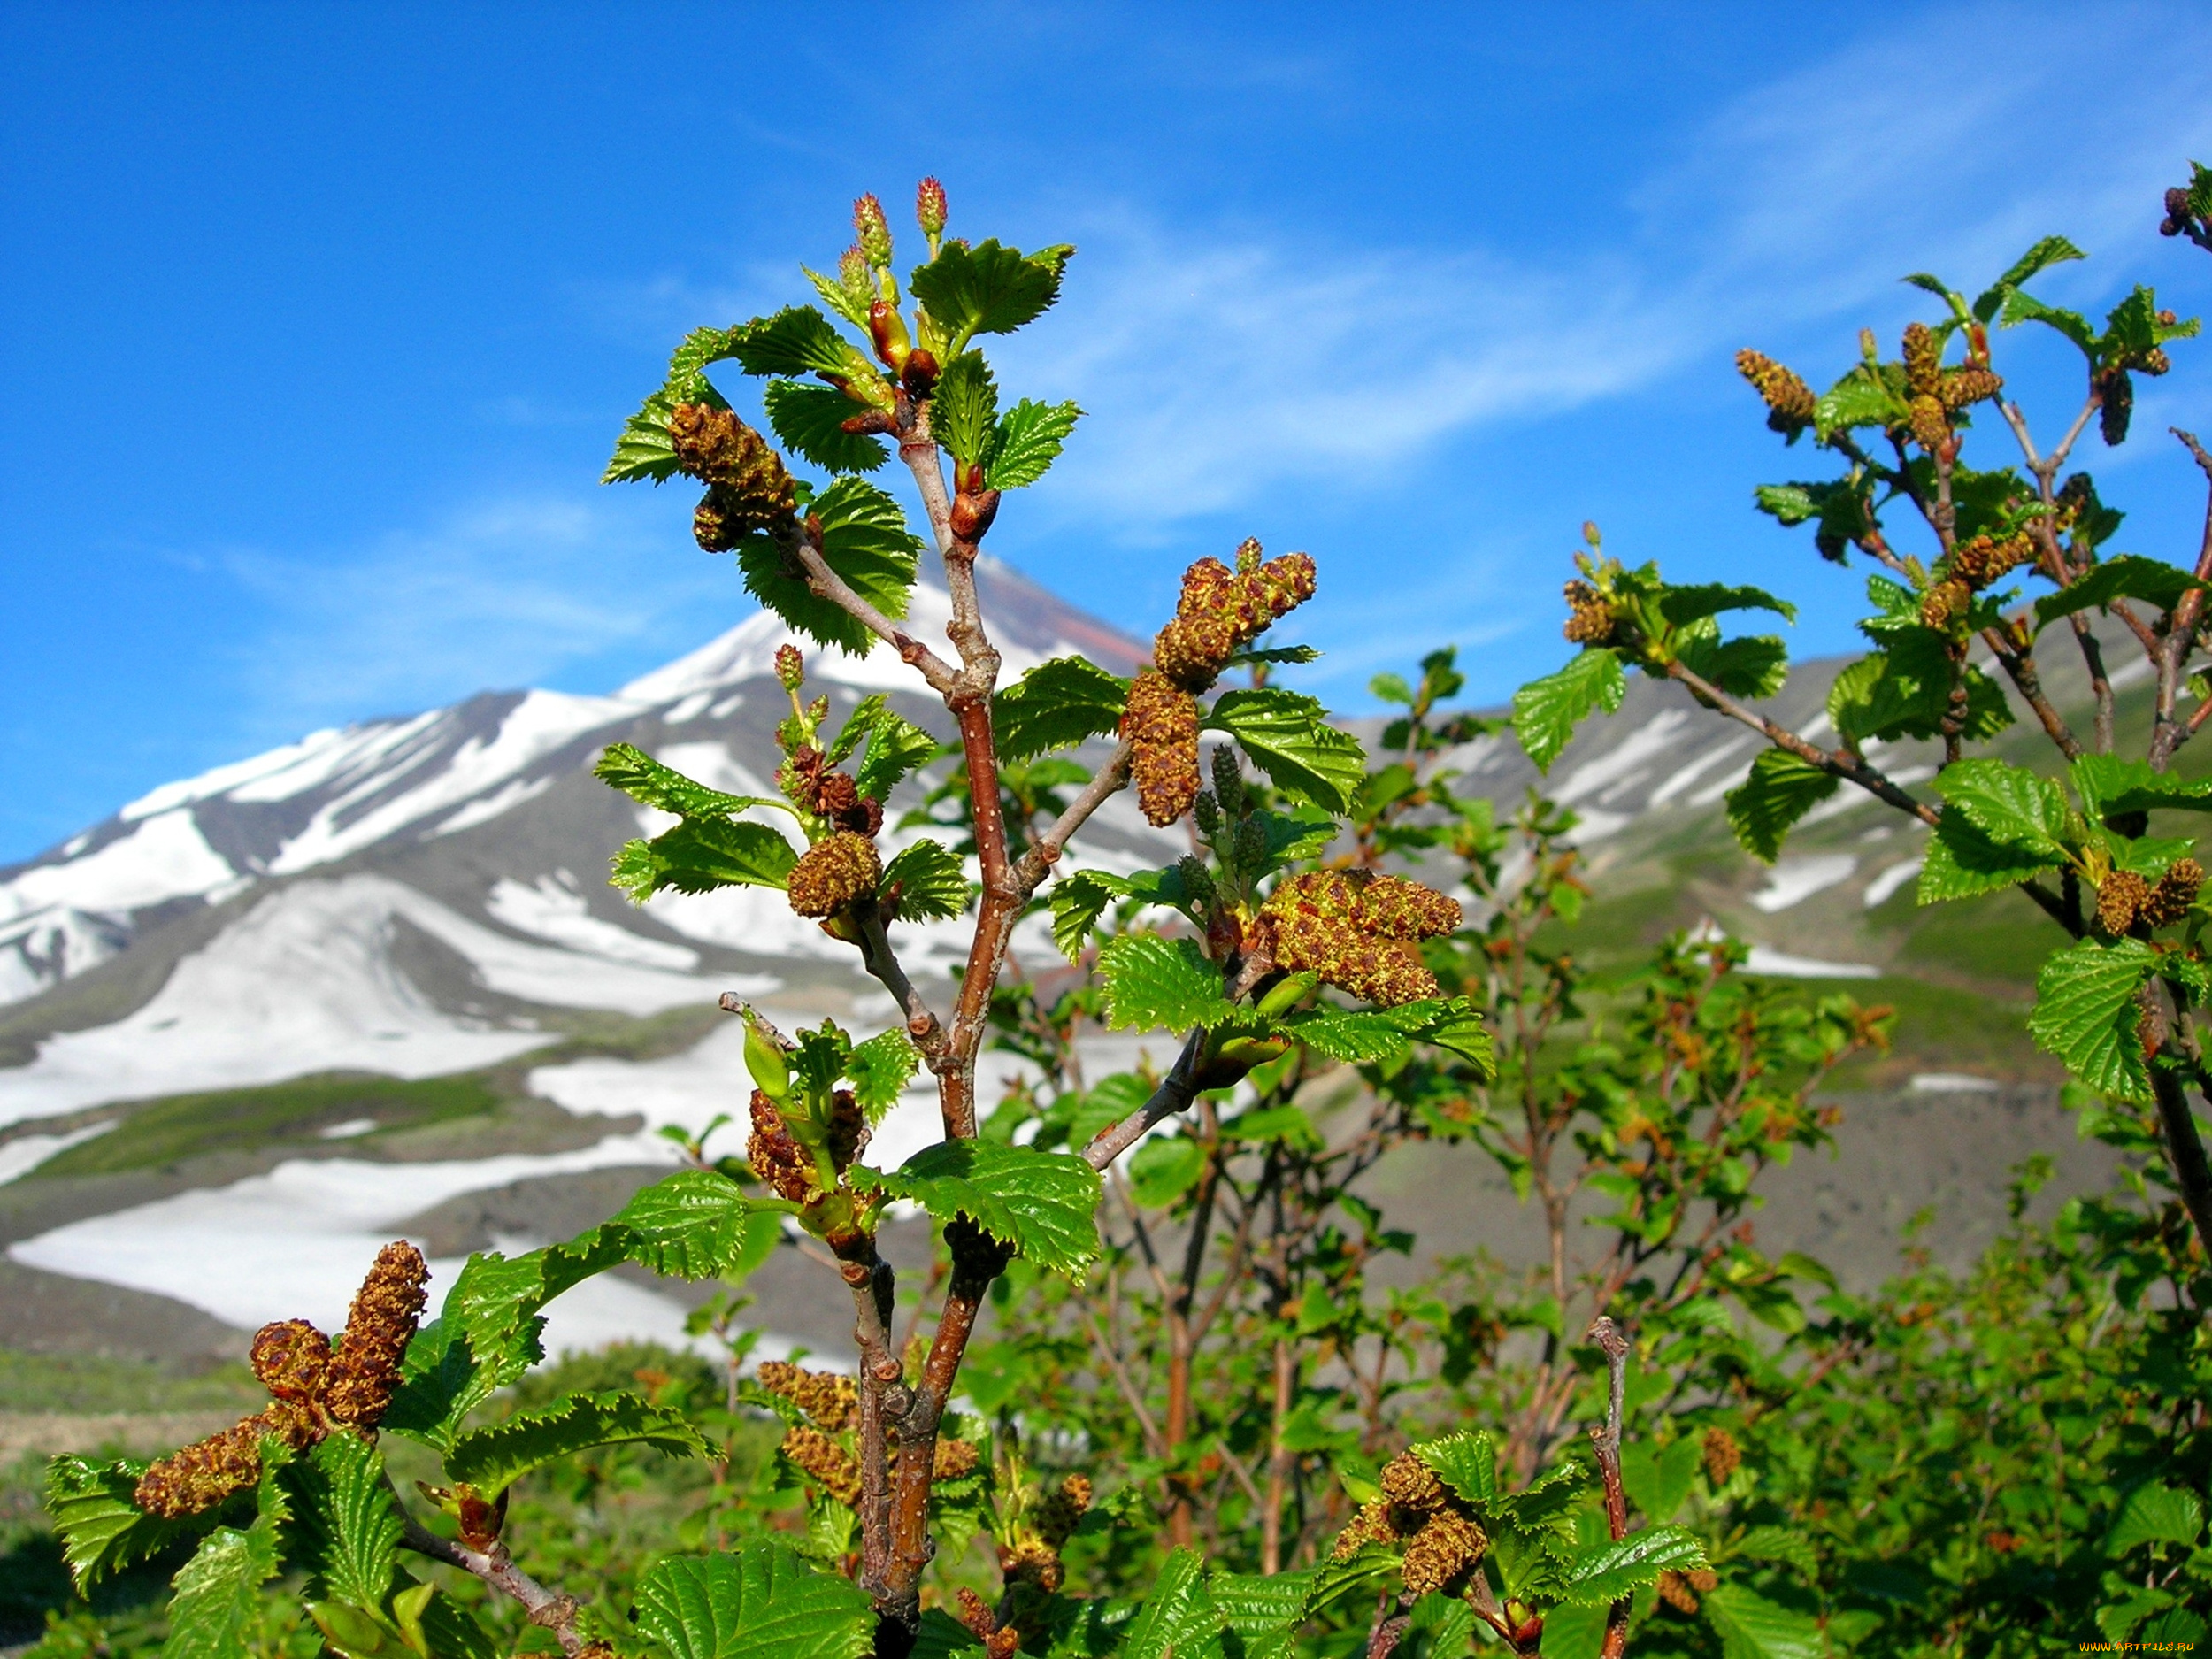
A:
34;174;2212;1658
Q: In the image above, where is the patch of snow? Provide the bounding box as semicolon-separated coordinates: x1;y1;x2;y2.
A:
653;742;778;802
647;882;856;963
226;712;448;808
319;1118;379;1139
268;691;641;875
1647;737;1754;806
2108;655;2156;691
0;1122;113;1185
1553;710;1694;807
0;907;130;1008
1863;857;1924;908
1686;761;1755;808
432;775;554;838
120;726;357;820
1798;764;1936;828
664;691;715;724
1741;946;1880;979
1563;808;1632;843
708;692;746;718
1750;856;1856;913
487;873;702;971
1909;1072;2001;1093
0;810;235;924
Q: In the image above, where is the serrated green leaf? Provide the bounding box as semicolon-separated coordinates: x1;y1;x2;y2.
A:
994;656;1129;764
611;817;799;901
292;1431;397;1612
1096;933;1239;1031
595;743;787;819
1512;650;1625;772
164;1461;288;1659
2031;937;2157;1102
1917;810;2062;902
2107;1480;2206;1555
859;1141;1102;1277
1621;1435;1703;1526
46;1455;225;1594
1537;1599;1609;1659
1206;687;1367;813
736;476;922;658
1732;1524;1822;1577
802;265;872;330
1128;1133;1206;1207
610;1170;764;1279
1658;583;1797;626
728;306;862;380
848;1027;920;1118
762;380;889;474
987;398;1082;489
1414;1430;1499;1507
1726;749;1839;863
1816;363;1909;440
634;1541;874;1659
2073;755;2212;818
846;705;941;803
910;239;1073;349
603;383;685;486
1117;1546;1213;1659
2034;555;2208;628
1974;234;2086;321
883;838;972;921
930;351;999;466
1702;1583;1825;1659
1559;1525;1707;1606
2000;288;2097;355
1680;633;1789;699
446;1390;705;1498
1048;869;1128;959
1932;758;2070;855
1210;1567;1316;1647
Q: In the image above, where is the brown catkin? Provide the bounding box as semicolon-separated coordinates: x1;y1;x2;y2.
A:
933;1438;980;1480
2098;870;2153;935
1918;579;1972;630
1033;1472;1094;1548
1124;669;1202;826
1656;1570;1701;1615
2141;858;2204;927
669;406;796;516
250;1318;332;1405
1258;872;1455;1006
1733;349;1816;435
786;831;881;918
1909;392;1951;454
1941;365;2003;411
1901;322;1942;396
324;1241;428;1430
1701;1427;1740;1487
2100;369;2135;446
1357;873;1463;940
746;1090;820;1206
1150;547;1317;694
1400;1509;1486;1597
756;1361;856;1431
999;1537;1064;1594
1563;580;1617;645
133;1402;321;1518
780;1425;862;1507
825;1088;868;1173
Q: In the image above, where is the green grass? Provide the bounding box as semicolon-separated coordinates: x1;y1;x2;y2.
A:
33;1071;503;1179
0;1349;261;1417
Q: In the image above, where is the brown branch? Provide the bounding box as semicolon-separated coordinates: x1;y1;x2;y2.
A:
390;1482;588;1656
1982;626;2083;760
2150;430;2212;768
786;526;958;696
853;898;946;1061
1662;660;1939;826
830;1232;902;1604
1079;1306;1167;1455
1081;1030;1209;1169
2143;985;2212;1264
1014;740;1136;898
1586;1316;1632;1659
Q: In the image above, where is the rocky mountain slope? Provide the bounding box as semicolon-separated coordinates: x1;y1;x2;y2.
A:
0;562;2131;1364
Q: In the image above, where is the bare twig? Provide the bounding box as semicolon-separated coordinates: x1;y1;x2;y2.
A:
1081;1030;1209;1169
1586;1316;1633;1659
390;1481;588;1657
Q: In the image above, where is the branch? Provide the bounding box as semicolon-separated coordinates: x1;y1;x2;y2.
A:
786;526;958;696
1014;740;1135;898
1081;1029;1209;1169
1662;660;1939;826
2144;984;2212;1263
852;898;946;1060
1585;1316;1632;1659
389;1481;588;1657
1982;626;2083;760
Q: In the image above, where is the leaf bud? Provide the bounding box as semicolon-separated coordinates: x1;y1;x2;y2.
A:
868;298;911;372
854;193;893;269
775;643;805;692
900;349;940;398
743;1018;793;1100
1194;790;1221;836
949;488;1001;543
916;176;948;238
1210;744;1246;818
1582;520;1601;549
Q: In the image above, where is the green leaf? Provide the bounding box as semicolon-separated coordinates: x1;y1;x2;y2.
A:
1048;869;1128;960
1974;234;2087;321
2030;937;2157;1102
728;306;861;380
1207;687;1367;813
1725;749;1839;864
2000;288;2098;355
2107;1480;2207;1555
910;240;1074;348
1701;1584;1825;1659
1815;364;1909;441
610;1171;767;1279
1621;1435;1703;1525
611;818;799;901
634;1542;874;1659
1559;1525;1707;1606
446;1390;706;1498
987;399;1082;489
994;657;1129;763
1658;583;1797;626
762;380;888;474
848;1028;920;1118
1679;633;1789;699
1917;810;2063;902
1732;1525;1822;1578
2035;555;2208;628
1281;998;1491;1072
46;1455;222;1594
930;352;999;466
164;1461;288;1659
1210;1566;1316;1654
595;743;786;819
2073;755;2212;818
293;1432;397;1612
1128;1133;1206;1207
1096;933;1239;1031
1414;1430;1498;1507
1932;758;2070;855
736;477;922;658
1512;650;1625;772
1116;1547;1212;1659
1538;1600;1609;1659
859;1141;1102;1277
853;718;941;805
603;383;685;486
883;838;972;921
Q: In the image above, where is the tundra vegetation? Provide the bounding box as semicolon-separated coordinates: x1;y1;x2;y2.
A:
26;170;2212;1657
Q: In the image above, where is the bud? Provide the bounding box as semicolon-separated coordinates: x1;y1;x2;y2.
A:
2099;367;2135;446
744;1018;792;1101
1175;854;1217;910
775;643;805;692
1233;813;1266;873
1582;520;1601;549
838;243;871;300
1193;790;1220;837
1234;535;1263;574
868;298;911;372
1210;744;1245;817
949;488;1001;543
916;177;948;238
854;193;893;269
1859;326;1879;361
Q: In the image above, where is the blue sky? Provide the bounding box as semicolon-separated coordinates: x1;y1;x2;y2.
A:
6;2;2212;863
